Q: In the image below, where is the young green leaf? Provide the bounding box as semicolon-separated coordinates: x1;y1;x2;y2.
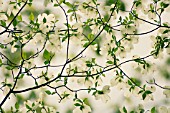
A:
15;102;19;109
43;49;51;60
151;107;156;113
0;59;2;67
45;90;52;95
123;106;127;113
29;12;34;21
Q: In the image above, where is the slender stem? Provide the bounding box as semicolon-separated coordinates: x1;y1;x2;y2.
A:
0;0;28;35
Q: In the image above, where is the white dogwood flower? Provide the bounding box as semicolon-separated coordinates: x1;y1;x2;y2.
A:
116;48;127;59
24;100;39;110
3;86;10;96
41;106;56;113
158;106;170;113
95;93;111;103
110;76;124;87
95;85;111;103
121;26;136;34
103;85;111;93
77;77;93;88
72;23;83;33
33;33;44;44
84;79;93;88
38;13;55;24
163;86;170;98
146;86;156;93
94;77;103;86
37;13;55;33
7;1;21;16
46;30;61;53
166;47;170;54
0;0;3;5
11;42;17;53
0;13;7;20
148;12;156;20
23;59;34;69
73;103;91;113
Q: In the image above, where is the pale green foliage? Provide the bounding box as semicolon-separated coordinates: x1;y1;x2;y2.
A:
0;0;170;113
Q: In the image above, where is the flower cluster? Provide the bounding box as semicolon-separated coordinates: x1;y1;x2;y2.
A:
163;86;170;98
37;13;56;33
73;99;91;113
158;106;170;113
0;0;170;113
95;85;111;103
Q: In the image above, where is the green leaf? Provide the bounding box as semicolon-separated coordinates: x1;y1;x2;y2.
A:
43;17;46;23
92;0;97;5
67;9;73;13
59;0;65;4
13;19;18;27
0;59;2;66
163;29;170;34
9;1;16;4
43;49;51;60
86;61;92;67
15;102;19;109
129;13;133;20
74;103;81;106
142;93;147;100
128;80;133;85
163;23;169;27
142;90;152;100
76;99;83;103
92;58;95;63
44;60;50;65
35;81;38;86
18;74;24;79
17;15;22;21
151;107;156;113
63;93;70;99
64;77;68;85
6;66;14;70
130;111;135;113
29;12;34;21
28;3;32;6
65;2;73;8
83;98;90;105
6;83;12;87
145;90;152;94
44;0;50;7
32;102;35;107
138;90;143;94
14;45;20;48
123;106;127;113
88;33;95;40
83;42;89;48
131;78;141;86
45;90;51;95
98;90;104;94
160;2;169;8
0;44;5;49
26;104;32;110
54;3;59;7
116;41;121;47
106;60;113;64
1;20;6;27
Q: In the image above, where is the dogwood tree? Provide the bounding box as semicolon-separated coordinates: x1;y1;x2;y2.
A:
0;0;170;112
